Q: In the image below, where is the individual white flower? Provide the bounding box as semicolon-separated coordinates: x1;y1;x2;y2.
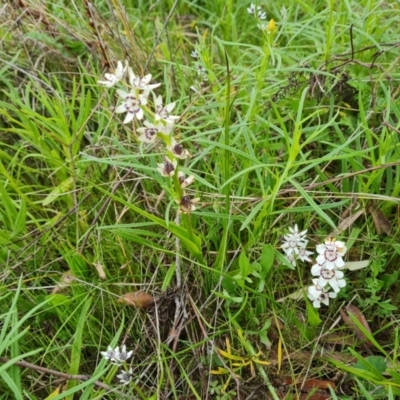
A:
316;238;347;270
167;139;191;159
258;10;267;20
312;265;346;293
115;90;147;123
285;253;297;267
257;22;267;30
98;60;127;88
308;287;337;308
157;158;177;177
117;368;133;385
195;63;207;76
307;278;324;300
297;242;313;263
137;121;159;143
101;345;118;362
128;68;161;92
191;50;199;59
115;344;133;363
247;3;262;14
178;172;195;188
178;195;200;214
137;121;173;143
280;5;288;21
281;225;308;256
154;95;180;123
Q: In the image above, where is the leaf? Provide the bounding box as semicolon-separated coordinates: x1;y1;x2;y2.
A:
67;297;93;398
239;251;251;279
368;202;392;236
260;244;274;277
118;291;155;308
354;356;387;375
331;208;364;236
346;260;370;271
340;305;373;348
92;263;106;280
42;177;73;206
51;271;76;294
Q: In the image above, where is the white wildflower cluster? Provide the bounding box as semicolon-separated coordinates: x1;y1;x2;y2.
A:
101;344;134;385
308;238;347;308
190;47;208;91
247;2;275;32
98;61;197;214
281;225;313;267
281;227;348;308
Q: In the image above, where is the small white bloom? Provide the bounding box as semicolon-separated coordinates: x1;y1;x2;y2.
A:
297;242;313;263
178;172;195;188
101;345;117;361
115;90;147;123
191;50;199;59
307;278;324;300
281;225;308;256
247;3;262;14
178;195;199;214
280;6;288;21
285;253;297;267
247;3;255;14
167;139;191;159
316;238;347;270
257;22;267;30
115;344;133;363
98;60;127;88
308;288;337;308
154;95;180;123
137;121;174;143
117;368;133;385
258;10;267;20
195;63;207;76
128;68;161;92
157;158;177;177
312;267;346;293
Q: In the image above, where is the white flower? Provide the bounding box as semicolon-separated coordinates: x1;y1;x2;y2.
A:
167;139;191;159
117;368;133;385
311;265;346;293
178;172;195;188
195;63;207;76
285;253;297;267
101;345;124;365
257;23;267;30
128;68;161;92
115;90;147;123
101;345;118;361
137;121;173;143
297;242;313;263
247;3;262;14
115;344;133;363
98;60;127;88
157;158;177;177
280;5;288;21
154;95;180;123
315;238;347;270
258;10;267;20
308;286;337;308
191;50;199;59
307;278;324;300
281;225;308;256
178;195;199;214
